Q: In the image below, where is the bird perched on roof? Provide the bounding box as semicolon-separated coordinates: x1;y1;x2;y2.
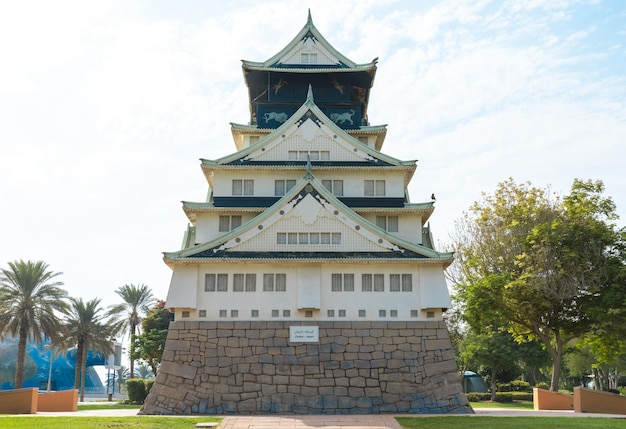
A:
431;193;436;202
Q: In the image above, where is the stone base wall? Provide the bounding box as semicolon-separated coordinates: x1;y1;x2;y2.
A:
141;320;473;415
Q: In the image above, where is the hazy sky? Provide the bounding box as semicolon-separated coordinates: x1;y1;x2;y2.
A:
1;0;624;310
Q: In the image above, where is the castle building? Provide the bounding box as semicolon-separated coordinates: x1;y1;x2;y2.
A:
141;12;472;415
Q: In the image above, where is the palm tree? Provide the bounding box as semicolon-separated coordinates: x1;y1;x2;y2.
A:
110;284;154;378
134;363;154;379
0;260;69;388
64;297;122;401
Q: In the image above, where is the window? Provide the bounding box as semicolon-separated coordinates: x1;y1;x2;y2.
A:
232;179;254;196
181;311;190;318
305;310;313;318
375;216;398;232
251;309;259;318
263;273;286;291
390;274;401;292
283;310;290;317
205;274;228;292
332;274;354;292
231;310;238;318
249;136;259;145
322;180;343;196
402;274;413;292
219;310;227;318
302;53;317;64
362;274;372;292
374;274;385;292
245;274;256;292
277;232;340;245
390;309;398;318
327;309;335;317
379;309;386;317
359;310;366;317
219;215;242;232
199;310;206;318
338;309;346;318
364;180;385;196
358;136;368;145
427;311;435;318
272;309;279;317
233;274;256;292
275;179;296;196
411;310;419;318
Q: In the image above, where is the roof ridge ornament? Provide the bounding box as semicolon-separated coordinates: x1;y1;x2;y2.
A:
307;84;314;102
307;9;313;24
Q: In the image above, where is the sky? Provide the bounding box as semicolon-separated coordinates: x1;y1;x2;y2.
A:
1;0;625;311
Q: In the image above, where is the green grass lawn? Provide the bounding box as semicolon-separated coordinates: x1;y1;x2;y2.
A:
77;402;142;411
397;417;626;429
0;417;221;429
470;400;534;409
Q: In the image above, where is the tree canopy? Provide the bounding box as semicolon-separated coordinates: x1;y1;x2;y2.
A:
452;178;625;391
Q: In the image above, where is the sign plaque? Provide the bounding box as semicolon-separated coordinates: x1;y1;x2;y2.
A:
289;326;319;342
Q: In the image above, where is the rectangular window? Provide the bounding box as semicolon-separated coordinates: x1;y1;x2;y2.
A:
411;310;419;318
299;233;309;244
245;274;256;292
390;274;401;292
364;180;385;196
305;310;313;317
331;233;341;245
309;233;319;244
344;274;354;292
402;274;413;292
219;310;227;317
251;309;259;318
359;309;366;317
376;216;398;232
301;53;317;64
322;180;344;196
233;274;244;292
288;151;298;160
374;274;385;292
232;180;253;196
390;309;398;317
283;310;290;317
321;233;331;244
231;310;238;318
320;151;330;160
274;179;296;196
199;310;206;317
205;274;228;292
362;274;372;292
249;136;259;145
309;151;320;160
327;309;335;317
181;311;190;318
277;233;286;244
219;215;242;232
379;309;386;317
276;274;286;291
272;309;279;317
263;273;274;291
288;232;298;244
331;274;342;292
338;309;346;318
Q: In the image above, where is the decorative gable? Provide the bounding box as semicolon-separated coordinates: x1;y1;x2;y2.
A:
276;32;341;66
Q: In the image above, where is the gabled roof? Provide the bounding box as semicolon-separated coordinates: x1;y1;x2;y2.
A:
201;88;414;170
241;11;378;73
164;170;453;266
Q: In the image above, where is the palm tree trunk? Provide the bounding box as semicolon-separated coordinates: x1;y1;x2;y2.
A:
15;327;28;389
74;342;83;390
80;350;87;402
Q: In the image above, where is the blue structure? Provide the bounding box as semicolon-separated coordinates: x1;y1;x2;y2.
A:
0;337;104;391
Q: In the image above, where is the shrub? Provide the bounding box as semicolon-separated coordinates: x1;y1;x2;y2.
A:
494;393;514;402
535;382;549;390
511;391;533;401
126;378;147;404
145;379;155;396
466;392;490;402
498;380;532;392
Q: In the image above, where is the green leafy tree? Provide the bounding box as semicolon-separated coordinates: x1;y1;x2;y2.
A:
64;297;122;401
131;300;170;377
110;284;154;378
0;260;69;388
453;179;623;391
